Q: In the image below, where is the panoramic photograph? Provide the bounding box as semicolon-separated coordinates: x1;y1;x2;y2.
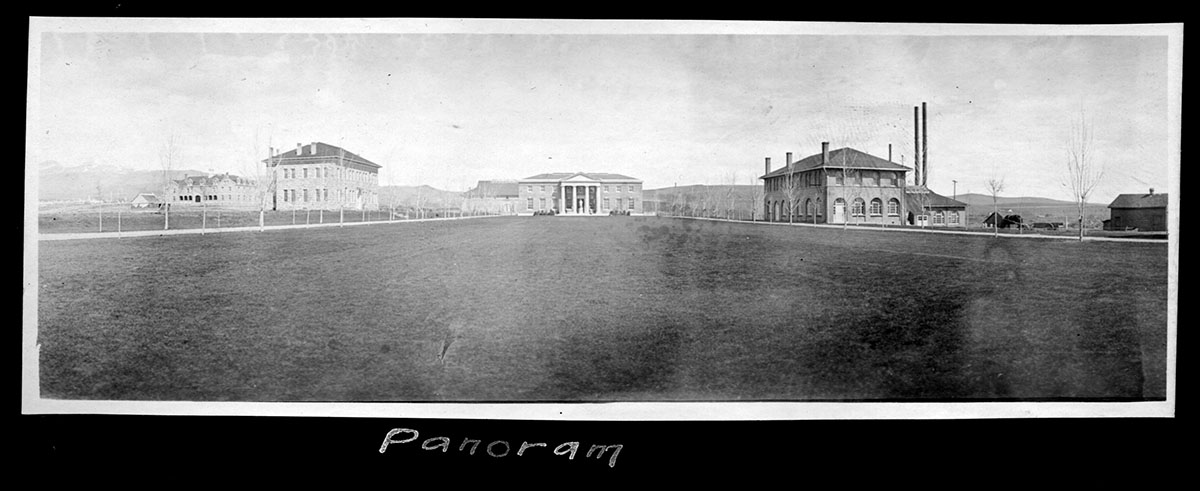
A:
24;19;1178;417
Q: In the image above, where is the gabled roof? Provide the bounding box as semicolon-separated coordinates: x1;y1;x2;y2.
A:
466;180;520;198
905;187;968;210
171;173;253;188
761;147;909;179
263;142;382;169
520;172;641;182
1108;192;1168;209
132;193;159;203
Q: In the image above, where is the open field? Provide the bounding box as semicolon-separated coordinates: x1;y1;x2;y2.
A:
35;216;1168;401
37;204;472;234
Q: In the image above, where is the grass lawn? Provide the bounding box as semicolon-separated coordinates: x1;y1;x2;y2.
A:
35;216;1168;401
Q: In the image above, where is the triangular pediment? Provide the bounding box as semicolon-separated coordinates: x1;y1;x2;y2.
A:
562;173;597;182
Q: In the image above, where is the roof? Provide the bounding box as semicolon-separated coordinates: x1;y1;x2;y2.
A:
131;193;159;203
761;147;909;179
1108;192;1168;209
263;142;382;170
171;173;253;188
466;180;520;198
520;172;641;182
905;187;968;210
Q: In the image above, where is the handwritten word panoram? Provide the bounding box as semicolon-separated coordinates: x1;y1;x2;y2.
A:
378;428;623;468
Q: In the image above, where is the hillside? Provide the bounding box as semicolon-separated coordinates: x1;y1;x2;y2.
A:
377;184;462;209
36;161;209;202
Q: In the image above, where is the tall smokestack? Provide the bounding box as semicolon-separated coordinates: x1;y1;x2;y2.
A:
821;142;829;165
888;143;893;162
913;106;920;187
765;157;771;176
922;102;928;187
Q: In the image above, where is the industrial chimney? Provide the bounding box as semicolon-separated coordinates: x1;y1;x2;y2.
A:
821;142;830;165
922;102;928;187
765;157;771;176
913;106;921;187
786;152;793;165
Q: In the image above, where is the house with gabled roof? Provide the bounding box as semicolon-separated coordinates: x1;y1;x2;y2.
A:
760;142;910;225
1105;189;1168;231
517;171;643;215
262;142;382;211
129;193;160;209
905;186;968;227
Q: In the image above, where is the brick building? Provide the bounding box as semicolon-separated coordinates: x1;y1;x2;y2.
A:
517;172;643;215
463;180;521;215
164;173;259;208
761;143;909;225
1105;189;1168;231
905;187;968;227
264;142;381;211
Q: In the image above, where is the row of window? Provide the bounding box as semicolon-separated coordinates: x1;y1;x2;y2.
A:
526;197;637;210
932;211;961;224
281;188;364;203
766;170;901;192
771;197;902;218
281;166;374;181
526;184;636;193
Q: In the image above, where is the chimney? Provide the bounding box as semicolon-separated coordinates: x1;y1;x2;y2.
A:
922;102;928;187
821;142;829;165
310;142;318;155
786;152;793;165
765;157;771;176
888;143;892;162
297;143;303;155
1149;188;1155;195
913;106;921;187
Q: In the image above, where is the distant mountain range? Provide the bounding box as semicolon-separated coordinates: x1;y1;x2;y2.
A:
36;161;209;202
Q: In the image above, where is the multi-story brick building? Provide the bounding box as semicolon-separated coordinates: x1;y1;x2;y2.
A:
264;142;381;211
517;172;643;215
463;180;521;215
761;143;910;225
164;173;259;208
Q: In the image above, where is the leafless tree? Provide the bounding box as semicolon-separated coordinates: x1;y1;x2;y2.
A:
985;176;1005;237
781;166;804;224
750;174;765;222
158;134;179;230
1063;111;1105;241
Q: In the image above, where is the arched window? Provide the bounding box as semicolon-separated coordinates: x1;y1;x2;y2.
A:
851;198;865;216
805;199;814;218
869;198;883;216
887;198;900;216
933;211;945;224
949;211;960;224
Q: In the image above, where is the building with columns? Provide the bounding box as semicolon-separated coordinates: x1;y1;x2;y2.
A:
761;143;911;225
517;172;643;215
263;142;381;211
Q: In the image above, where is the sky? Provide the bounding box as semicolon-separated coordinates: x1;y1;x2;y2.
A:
28;19;1180;202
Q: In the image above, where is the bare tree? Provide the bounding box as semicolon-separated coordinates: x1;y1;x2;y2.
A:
985;177;1005;237
750;174;765;222
781;166;803;224
158;134;179;230
1063;111;1105;241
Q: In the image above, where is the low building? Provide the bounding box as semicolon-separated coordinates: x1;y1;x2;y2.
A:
165;173;258;208
463;180;520;215
517;172;643;215
761;143;909;225
129;193;160;209
905;187;967;227
263;142;382;211
1106;189;1168;231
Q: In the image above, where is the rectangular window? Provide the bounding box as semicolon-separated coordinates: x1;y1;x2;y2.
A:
604;185;609;192
603;197;610;209
628;198;635;210
616;198;623;209
528;185;533;193
540;185;545;192
628;185;633;192
527;198;533;210
323;189;328;201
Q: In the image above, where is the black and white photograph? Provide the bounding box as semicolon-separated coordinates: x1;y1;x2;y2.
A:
23;18;1178;422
